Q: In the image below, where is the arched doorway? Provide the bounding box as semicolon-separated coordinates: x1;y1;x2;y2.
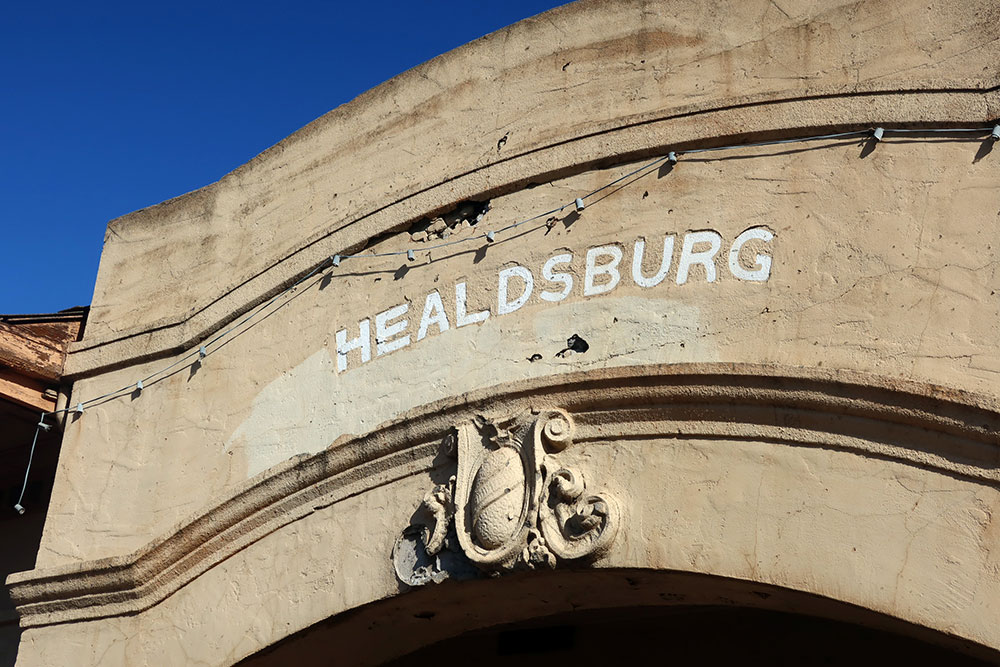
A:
392;607;987;666
239;569;996;665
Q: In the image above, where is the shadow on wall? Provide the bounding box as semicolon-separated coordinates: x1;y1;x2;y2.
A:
236;568;999;666
0;403;63;667
390;605;995;667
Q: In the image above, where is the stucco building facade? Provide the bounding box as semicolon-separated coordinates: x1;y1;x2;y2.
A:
5;1;1000;664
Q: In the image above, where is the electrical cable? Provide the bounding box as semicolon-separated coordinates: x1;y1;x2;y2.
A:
11;123;997;513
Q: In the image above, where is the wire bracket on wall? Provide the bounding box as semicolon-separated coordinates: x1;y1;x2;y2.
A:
14;413;47;514
10;123;998;514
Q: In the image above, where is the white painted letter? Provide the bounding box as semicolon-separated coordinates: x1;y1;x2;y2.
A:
584;245;622;296
336;318;371;372
417;290;450;341
540;253;573;302
728;227;774;282
375;304;410;356
676;231;722;284
498;266;534;315
632;236;674;288
455;282;489;327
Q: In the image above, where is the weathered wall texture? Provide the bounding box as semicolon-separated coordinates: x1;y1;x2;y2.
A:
34;139;1000;563
7;0;1000;665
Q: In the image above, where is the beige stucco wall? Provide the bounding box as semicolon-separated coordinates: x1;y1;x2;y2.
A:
12;431;1000;665
7;0;1000;664
67;0;1000;375
37;136;1000;567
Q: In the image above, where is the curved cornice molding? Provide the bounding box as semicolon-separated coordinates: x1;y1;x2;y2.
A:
66;0;1000;377
8;363;1000;627
64;85;1000;379
236;569;1000;665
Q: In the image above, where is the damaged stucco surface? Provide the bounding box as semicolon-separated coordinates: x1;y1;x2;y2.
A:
39;137;1000;565
8;0;1000;664
12;435;1000;665
68;0;1000;373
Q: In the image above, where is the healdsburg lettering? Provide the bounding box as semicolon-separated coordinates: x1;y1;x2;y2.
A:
335;226;773;372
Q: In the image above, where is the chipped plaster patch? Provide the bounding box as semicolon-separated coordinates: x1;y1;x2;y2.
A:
228;296;708;477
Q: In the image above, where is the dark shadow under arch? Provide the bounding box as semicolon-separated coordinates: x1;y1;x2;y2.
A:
237;568;998;666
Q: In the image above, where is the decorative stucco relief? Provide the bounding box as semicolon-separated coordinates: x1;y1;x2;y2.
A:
12;364;1000;629
394;409;618;584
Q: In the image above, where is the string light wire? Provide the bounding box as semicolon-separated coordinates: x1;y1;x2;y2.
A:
11;124;997;513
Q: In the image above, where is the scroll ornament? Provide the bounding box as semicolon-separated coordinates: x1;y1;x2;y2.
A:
394;409;618;584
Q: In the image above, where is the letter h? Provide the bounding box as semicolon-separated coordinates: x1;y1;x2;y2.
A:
336;319;371;372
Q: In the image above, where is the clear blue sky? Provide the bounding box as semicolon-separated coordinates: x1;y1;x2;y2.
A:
0;1;566;314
